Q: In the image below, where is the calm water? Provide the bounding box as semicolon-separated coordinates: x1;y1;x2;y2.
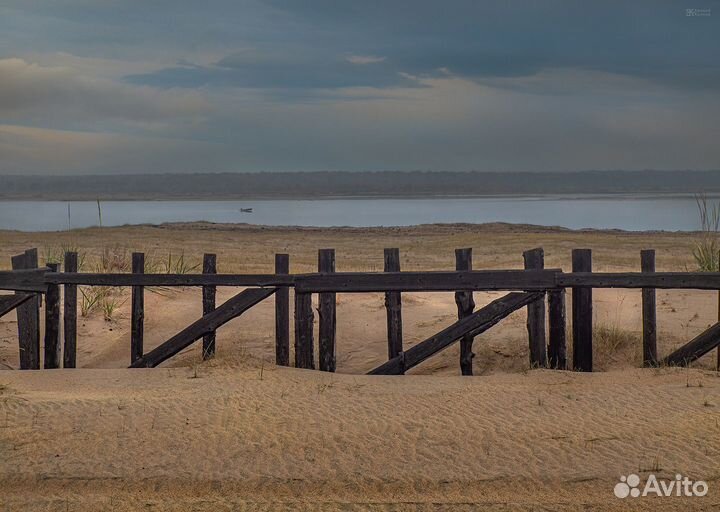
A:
0;196;710;232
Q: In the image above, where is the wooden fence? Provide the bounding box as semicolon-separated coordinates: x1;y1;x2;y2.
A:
2;247;720;374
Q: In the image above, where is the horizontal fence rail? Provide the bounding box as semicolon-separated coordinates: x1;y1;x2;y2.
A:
26;270;720;291
557;272;720;290
294;270;561;292
0;268;48;292
46;272;295;288
47;270;560;290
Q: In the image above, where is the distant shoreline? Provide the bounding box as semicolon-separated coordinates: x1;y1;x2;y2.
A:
0;192;718;202
0;220;706;236
1;170;719;201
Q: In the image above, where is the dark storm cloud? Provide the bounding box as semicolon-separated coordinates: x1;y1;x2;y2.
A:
125;0;720;91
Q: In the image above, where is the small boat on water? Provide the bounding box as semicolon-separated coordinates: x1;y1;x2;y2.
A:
240;208;253;213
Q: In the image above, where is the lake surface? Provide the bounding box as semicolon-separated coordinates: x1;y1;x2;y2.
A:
0;196;710;232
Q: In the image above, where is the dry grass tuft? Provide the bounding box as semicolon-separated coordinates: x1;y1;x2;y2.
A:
68;245;200;319
593;323;640;370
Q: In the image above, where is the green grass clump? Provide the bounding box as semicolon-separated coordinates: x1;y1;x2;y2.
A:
692;194;720;272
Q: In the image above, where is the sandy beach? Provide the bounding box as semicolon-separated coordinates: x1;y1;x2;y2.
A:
2;366;719;510
1;222;720;510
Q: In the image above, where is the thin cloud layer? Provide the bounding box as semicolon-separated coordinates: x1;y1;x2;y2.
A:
126;49;420;90
0;59;208;125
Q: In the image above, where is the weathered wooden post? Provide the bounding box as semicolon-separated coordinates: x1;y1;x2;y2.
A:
131;252;144;364
10;253;30;370
63;252;78;368
28;249;41;367
294;289;315;369
641;249;657;367
318;249;336;372
202;253;217;360
26;249;42;344
524;248;547;367
44;263;61;369
547;287;567;369
455;248;475;375
384;248;403;366
572;249;593;372
11;249;40;369
275;254;290;366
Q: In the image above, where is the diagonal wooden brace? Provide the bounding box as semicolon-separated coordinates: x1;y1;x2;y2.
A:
0;294;33;319
369;291;543;375
130;287;276;368
662;322;720;367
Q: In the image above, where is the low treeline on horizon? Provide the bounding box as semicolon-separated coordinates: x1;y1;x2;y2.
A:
1;170;719;200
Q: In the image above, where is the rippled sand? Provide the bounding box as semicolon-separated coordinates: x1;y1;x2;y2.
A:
2;365;719;510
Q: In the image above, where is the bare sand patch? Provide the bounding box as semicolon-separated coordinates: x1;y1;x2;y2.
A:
2;365;720;510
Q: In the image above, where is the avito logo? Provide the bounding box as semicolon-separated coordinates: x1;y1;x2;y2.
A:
614;474;708;498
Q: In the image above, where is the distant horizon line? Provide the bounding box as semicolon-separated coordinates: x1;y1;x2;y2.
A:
2;169;720;177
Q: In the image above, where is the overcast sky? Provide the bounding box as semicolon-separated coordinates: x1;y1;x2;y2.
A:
1;1;719;174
